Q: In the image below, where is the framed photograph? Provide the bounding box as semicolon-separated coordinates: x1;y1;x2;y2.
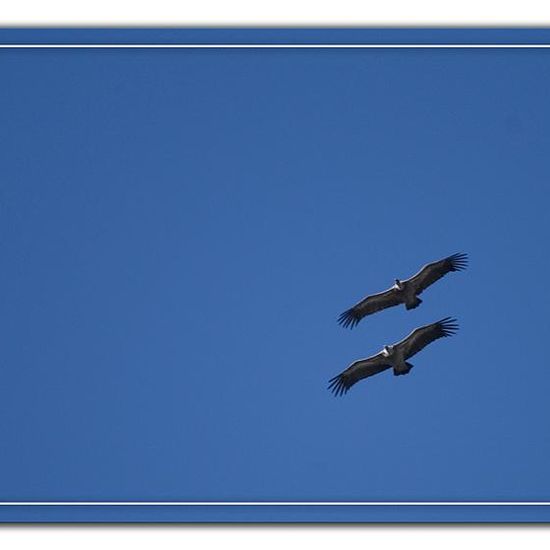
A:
1;28;549;523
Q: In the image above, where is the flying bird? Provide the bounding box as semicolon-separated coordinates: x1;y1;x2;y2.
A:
328;317;458;396
338;253;467;329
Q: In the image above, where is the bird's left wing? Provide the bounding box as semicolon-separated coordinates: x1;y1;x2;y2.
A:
338;288;403;329
395;317;459;360
328;353;391;396
405;253;468;295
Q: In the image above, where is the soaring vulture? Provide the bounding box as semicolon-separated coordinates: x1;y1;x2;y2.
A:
338;253;467;329
328;317;458;396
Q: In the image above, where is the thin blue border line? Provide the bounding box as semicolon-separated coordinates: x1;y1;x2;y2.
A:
0;43;550;47
1;501;550;506
0;39;547;508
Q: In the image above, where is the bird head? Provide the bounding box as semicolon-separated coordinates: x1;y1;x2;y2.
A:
394;279;403;290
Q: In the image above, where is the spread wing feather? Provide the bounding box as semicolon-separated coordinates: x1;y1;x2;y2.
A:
328;353;391;396
395;317;459;360
405;253;468;295
337;288;403;329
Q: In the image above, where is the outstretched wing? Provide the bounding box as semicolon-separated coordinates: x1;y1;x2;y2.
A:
328;353;391;396
395;317;459;360
405;253;468;295
338;288;403;329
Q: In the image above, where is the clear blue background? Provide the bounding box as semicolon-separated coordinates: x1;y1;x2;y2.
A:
1;42;549;505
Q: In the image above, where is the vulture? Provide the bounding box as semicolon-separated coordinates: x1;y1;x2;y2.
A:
328;317;458;396
338;253;467;329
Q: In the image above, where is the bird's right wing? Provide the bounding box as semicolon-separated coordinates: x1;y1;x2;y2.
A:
405;253;468;295
338;288;402;329
328;353;391;396
395;317;459;359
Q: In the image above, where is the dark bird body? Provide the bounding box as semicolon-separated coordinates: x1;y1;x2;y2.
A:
328;317;458;396
338;253;467;329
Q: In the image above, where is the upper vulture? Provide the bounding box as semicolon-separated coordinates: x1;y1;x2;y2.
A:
328;317;458;396
338;253;467;329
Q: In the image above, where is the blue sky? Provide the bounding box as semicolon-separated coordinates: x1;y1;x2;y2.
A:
0;44;549;504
